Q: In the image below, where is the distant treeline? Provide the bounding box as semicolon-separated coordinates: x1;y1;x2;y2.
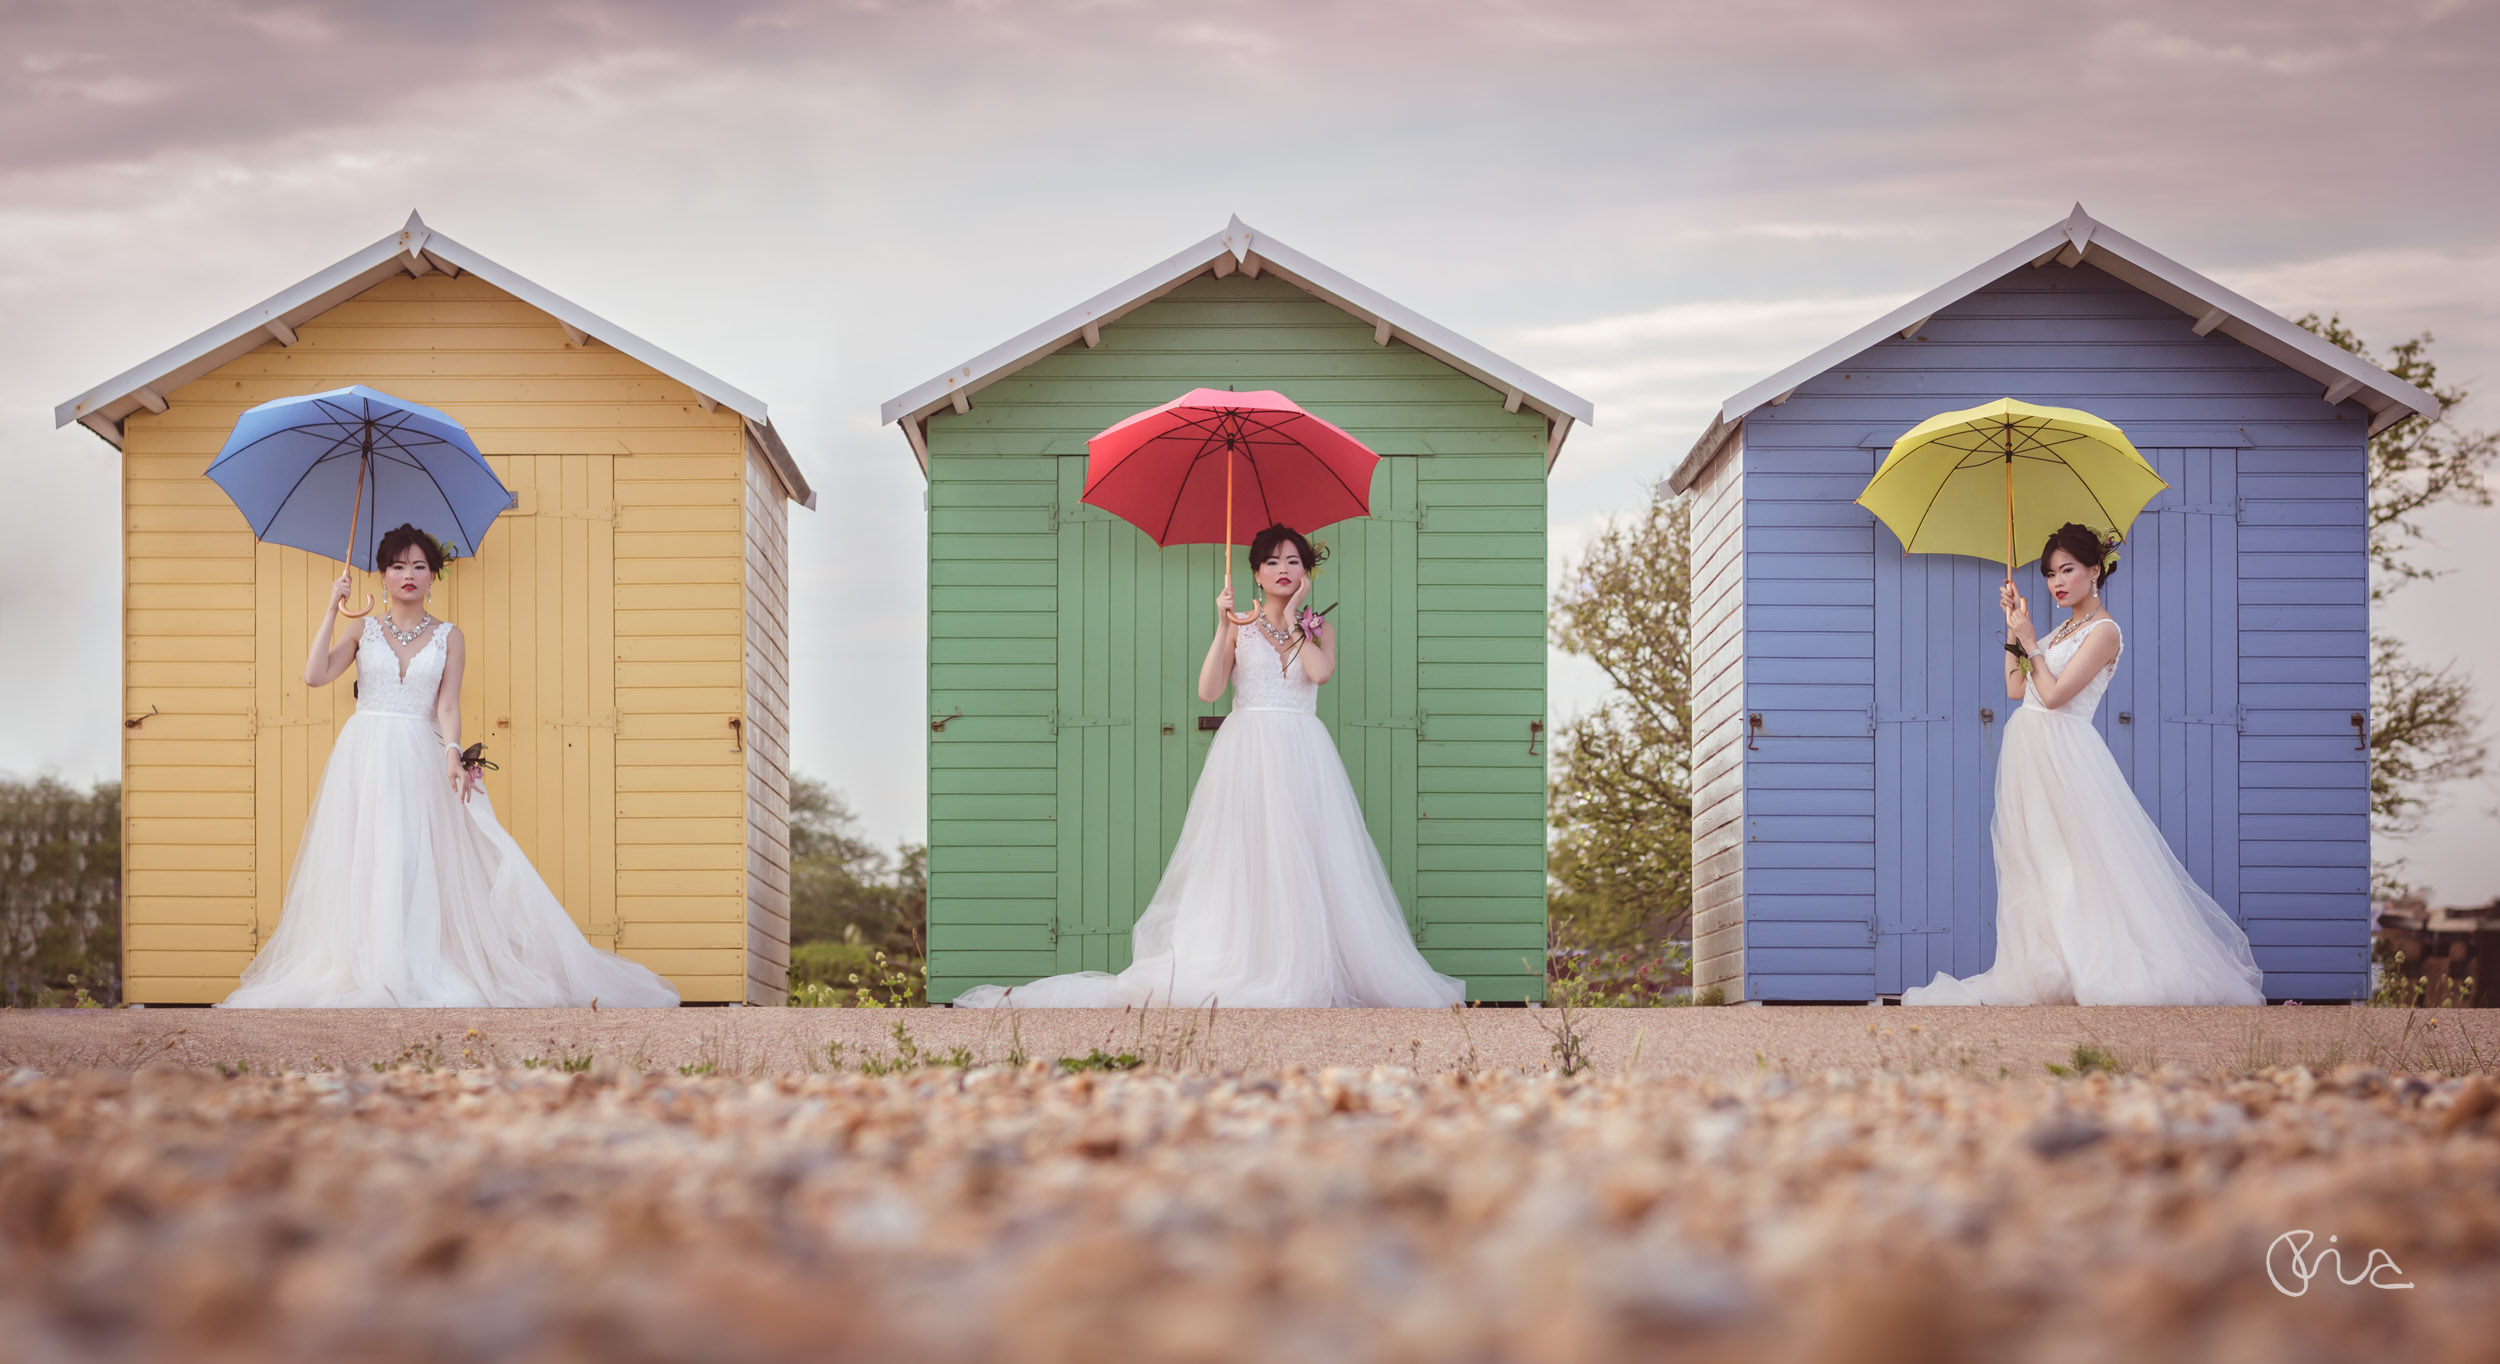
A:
0;776;121;1007
0;772;920;1010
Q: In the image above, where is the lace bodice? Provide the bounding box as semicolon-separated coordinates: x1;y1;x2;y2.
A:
2023;617;2120;722
356;616;452;721
1229;622;1318;714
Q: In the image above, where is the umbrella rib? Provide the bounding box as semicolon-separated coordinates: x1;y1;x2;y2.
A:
1089;424;1200;503
1243;446;1278;532
1288;416;1372;512
1154;439;1217;546
255;432;367;543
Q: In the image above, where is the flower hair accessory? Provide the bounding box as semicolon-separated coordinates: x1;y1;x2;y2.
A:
2100;528;2123;573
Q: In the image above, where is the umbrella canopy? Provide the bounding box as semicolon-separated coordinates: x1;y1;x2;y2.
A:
206;384;513;573
1855;398;2167;575
1082;388;1379;547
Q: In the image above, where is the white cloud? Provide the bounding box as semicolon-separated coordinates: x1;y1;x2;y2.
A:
2;0;2496;896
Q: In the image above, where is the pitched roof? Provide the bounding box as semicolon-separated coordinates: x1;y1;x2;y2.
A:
879;215;1596;475
55;212;814;509
1665;204;2442;495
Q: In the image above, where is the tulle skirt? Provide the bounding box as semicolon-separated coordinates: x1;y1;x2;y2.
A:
953;708;1467;1009
1901;706;2267;1006
218;710;679;1008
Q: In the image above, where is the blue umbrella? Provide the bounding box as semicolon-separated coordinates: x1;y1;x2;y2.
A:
206;385;512;617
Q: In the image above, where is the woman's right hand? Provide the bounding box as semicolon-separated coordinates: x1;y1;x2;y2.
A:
1216;583;1235;624
2003;592;2036;651
329;571;355;613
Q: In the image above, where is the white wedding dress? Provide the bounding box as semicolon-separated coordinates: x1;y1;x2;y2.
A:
953;623;1466;1009
1902;617;2266;1006
219;617;679;1009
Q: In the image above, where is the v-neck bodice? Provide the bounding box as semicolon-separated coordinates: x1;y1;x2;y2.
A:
1231;621;1317;714
2024;616;2121;721
357;616;450;720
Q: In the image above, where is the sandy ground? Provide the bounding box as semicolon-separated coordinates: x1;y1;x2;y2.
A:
2;1061;2494;1363
3;1003;2497;1079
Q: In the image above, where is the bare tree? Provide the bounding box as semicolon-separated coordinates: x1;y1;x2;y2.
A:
2297;316;2494;848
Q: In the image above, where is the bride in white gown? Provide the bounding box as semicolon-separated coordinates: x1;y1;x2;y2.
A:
220;525;678;1008
955;524;1466;1009
1903;523;2266;1006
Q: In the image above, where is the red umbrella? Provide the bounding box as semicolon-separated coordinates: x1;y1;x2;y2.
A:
1083;388;1379;623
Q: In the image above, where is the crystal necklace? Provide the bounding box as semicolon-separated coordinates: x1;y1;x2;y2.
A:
2044;604;2104;649
384;611;434;647
1252;612;1304;674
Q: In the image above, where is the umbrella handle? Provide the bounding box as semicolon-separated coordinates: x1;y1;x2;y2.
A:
338;449;376;617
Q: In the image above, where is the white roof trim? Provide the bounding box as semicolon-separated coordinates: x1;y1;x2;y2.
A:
879;214;1595;475
1668;204;2442;494
57;211;813;509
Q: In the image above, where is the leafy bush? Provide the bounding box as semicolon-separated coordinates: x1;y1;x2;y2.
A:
1;777;120;1007
1546;941;1694;1007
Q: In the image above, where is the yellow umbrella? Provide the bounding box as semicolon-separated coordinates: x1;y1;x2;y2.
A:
1855;398;2167;579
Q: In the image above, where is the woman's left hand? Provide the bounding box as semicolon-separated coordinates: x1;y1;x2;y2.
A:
448;750;471;801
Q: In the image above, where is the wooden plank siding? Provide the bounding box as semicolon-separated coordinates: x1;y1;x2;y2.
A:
120;269;776;1003
1721;260;2376;1002
1688;432;1747;1000
923;270;1550;1002
742;436;795;1003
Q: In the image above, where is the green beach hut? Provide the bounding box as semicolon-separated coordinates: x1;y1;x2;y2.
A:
881;218;1593;1003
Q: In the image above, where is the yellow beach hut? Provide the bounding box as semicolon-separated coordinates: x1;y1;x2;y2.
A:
56;212;814;1005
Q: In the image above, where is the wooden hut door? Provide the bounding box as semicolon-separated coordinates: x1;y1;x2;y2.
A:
1872;551;2047;994
447;454;620;950
2092;449;2242;928
1315;457;1423;936
1046;458;1422;974
1873;447;2243;995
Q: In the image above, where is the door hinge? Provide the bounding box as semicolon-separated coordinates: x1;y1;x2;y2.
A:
1346;711;1428;738
2162;711;2244;729
1049;709;1125;733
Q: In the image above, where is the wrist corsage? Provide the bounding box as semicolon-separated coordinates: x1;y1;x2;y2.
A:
1297;601;1336;637
457;741;498;775
2003;639;2034;676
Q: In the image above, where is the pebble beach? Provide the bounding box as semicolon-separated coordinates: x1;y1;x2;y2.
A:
3;1019;2496;1363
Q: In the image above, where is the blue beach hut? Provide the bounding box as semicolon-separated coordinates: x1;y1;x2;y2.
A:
1665;206;2439;1004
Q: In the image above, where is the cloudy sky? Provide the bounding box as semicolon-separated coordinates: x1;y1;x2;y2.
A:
6;0;2497;901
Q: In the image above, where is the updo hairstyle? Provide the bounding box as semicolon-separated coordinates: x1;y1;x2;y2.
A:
376;523;446;574
2039;522;2121;584
1248;523;1327;574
